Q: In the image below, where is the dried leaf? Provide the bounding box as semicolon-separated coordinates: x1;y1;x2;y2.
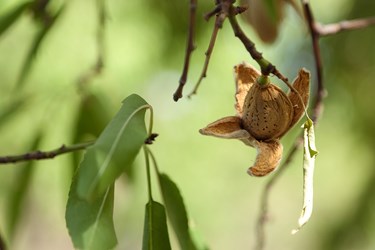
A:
292;118;318;234
241;0;285;43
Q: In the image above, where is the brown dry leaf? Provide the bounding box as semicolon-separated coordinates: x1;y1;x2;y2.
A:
241;0;285;43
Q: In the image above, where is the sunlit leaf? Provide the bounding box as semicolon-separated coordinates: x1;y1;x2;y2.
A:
292;118;318;234
142;201;171;250
76;94;149;200
158;173;200;250
6;132;42;238
0;1;31;37
66;183;117;250
16;6;64;88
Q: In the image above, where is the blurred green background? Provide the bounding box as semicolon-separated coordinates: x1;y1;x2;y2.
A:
0;0;375;249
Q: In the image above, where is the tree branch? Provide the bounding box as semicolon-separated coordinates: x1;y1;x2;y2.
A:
187;15;222;98
253;0;375;247
187;0;233;98
255;1;326;248
0;141;94;164
174;0;197;102
302;0;325;121
316;16;375;36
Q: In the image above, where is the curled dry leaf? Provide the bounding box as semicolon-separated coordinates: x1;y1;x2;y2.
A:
240;0;285;43
248;140;283;176
200;62;310;176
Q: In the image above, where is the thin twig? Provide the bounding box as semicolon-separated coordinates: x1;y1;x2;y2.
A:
227;5;293;86
302;0;324;121
316;16;375;36
0;141;94;164
187;0;233;98
187;15;222;98
174;0;197;102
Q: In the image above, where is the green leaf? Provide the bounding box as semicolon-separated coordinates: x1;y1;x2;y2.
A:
6;132;42;238
66;182;117;250
71;92;112;171
142;201;171;250
0;97;25;129
158;173;199;250
292;118;318;234
76;94;149;200
74;93;112;142
16;6;64;88
264;0;278;23
0;1;32;37
0;230;6;250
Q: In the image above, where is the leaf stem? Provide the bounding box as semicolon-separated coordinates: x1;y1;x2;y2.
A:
143;146;153;201
144;146;160;175
147;105;154;137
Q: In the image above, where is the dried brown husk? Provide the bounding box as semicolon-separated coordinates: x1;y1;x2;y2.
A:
248;140;283;176
199;63;310;177
242;82;293;141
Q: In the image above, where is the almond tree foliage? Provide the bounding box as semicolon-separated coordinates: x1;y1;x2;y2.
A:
0;1;375;250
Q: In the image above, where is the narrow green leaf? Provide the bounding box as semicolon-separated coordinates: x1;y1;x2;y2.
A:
0;1;32;37
74;93;112;142
16;6;64;88
158;173;199;250
71;93;112;171
292;118;318;234
142;201;171;250
6;132;42;238
0;97;25;129
66;182;117;250
264;0;278;23
0;230;6;250
76;94;149;200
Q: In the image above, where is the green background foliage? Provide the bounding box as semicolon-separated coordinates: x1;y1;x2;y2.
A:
0;0;375;249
